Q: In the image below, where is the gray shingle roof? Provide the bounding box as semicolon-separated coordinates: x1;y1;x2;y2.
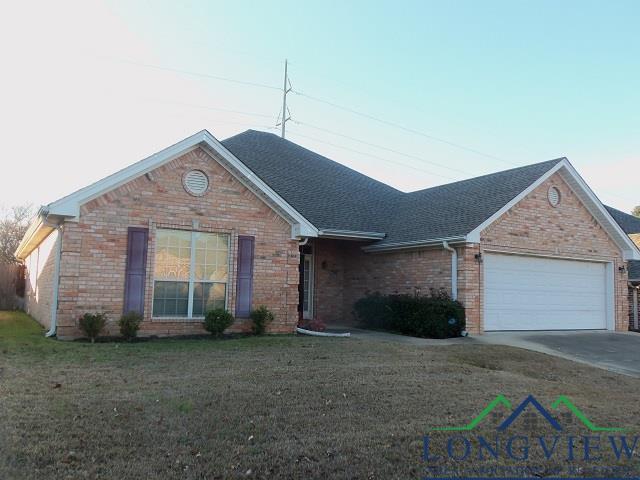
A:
222;130;563;245
604;206;640;281
629;261;640;281
605;206;640;234
222;130;402;233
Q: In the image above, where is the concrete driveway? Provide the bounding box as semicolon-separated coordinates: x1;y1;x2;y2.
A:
476;330;640;377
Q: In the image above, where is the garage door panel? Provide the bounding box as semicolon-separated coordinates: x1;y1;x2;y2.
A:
484;254;607;331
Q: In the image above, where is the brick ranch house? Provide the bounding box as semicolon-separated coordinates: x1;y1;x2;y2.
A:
15;129;640;339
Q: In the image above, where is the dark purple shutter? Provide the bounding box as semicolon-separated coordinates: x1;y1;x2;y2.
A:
235;236;254;318
123;227;148;315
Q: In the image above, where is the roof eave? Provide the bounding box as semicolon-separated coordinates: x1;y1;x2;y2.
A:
317;229;386;240
14;208;70;260
362;236;466;253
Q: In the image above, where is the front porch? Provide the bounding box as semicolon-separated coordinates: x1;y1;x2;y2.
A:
298;238;454;326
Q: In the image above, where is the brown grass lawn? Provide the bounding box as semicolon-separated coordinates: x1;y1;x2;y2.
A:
1;311;640;479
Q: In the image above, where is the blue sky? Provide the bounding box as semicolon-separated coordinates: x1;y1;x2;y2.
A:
1;0;638;212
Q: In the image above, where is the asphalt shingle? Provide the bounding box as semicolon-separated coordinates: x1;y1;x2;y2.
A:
221;130;564;246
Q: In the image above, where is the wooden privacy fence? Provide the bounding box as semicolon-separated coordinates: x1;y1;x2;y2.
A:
0;263;24;310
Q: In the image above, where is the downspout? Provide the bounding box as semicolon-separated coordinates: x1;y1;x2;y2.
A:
46;226;63;337
298;237;309;246
629;282;639;330
442;241;458;301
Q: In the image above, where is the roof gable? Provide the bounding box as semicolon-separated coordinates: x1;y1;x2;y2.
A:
45;130;318;238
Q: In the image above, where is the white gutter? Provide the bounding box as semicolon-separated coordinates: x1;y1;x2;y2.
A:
46;226;63;337
442;241;458;301
362;236;465;253
317;229;386;240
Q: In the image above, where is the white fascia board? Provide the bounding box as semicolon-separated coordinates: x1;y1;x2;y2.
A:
465;158;640;261
317;229;386;240
465;160;565;243
557;161;640;261
46;130;318;239
362;236;466;253
48;131;206;217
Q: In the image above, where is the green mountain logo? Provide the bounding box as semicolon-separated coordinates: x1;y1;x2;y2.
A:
432;394;624;432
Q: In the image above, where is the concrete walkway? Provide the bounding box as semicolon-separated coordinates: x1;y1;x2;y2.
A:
474;330;640;377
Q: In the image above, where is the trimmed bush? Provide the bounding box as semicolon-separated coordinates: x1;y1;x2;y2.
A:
250;305;274;335
353;291;465;339
119;311;143;341
204;308;234;337
78;313;107;343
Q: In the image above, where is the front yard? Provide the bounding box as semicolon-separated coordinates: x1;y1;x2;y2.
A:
1;311;640;479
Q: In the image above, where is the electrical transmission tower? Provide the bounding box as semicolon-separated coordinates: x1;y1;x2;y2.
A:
276;59;292;138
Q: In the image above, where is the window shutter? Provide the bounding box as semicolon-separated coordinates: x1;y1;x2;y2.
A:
235;236;254;318
123;227;148;315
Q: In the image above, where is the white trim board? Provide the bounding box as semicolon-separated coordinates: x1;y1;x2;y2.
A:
45;130;318;239
466;158;640;261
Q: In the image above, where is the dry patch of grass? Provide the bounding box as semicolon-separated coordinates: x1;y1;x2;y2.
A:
1;311;639;479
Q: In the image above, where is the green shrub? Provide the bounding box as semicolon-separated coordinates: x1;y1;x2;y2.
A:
118;311;143;341
353;292;394;330
78;313;107;343
250;305;274;335
204;308;234;337
353;291;465;339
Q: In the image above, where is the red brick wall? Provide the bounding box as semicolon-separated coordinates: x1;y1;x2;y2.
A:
458;171;628;333
312;239;452;325
55;147;300;339
314;172;629;334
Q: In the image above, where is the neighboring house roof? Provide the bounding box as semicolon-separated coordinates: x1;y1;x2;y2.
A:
15;129;640;261
605;206;640;234
605;206;640;281
629;261;640;281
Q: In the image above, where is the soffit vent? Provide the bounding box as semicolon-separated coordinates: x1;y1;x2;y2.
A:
548;186;560;207
183;170;209;196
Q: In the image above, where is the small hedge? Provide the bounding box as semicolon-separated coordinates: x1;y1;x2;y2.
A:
119;311;143;341
353;291;465;339
250;305;274;335
78;312;107;343
204;308;234;337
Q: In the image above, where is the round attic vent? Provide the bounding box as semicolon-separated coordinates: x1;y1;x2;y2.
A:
547;186;561;207
183;170;209;196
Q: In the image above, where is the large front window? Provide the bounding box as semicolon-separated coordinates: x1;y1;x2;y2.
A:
152;229;229;317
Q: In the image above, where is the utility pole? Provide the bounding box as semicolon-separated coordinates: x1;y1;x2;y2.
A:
277;59;292;138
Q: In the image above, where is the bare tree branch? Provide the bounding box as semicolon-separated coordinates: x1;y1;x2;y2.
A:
0;204;34;264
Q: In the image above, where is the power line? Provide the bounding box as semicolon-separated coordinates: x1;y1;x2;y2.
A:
103;56;281;91
292;89;514;166
286;128;458;182
292;119;477;177
140;98;274;118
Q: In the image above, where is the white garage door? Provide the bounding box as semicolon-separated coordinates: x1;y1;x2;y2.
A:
484;254;609;331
